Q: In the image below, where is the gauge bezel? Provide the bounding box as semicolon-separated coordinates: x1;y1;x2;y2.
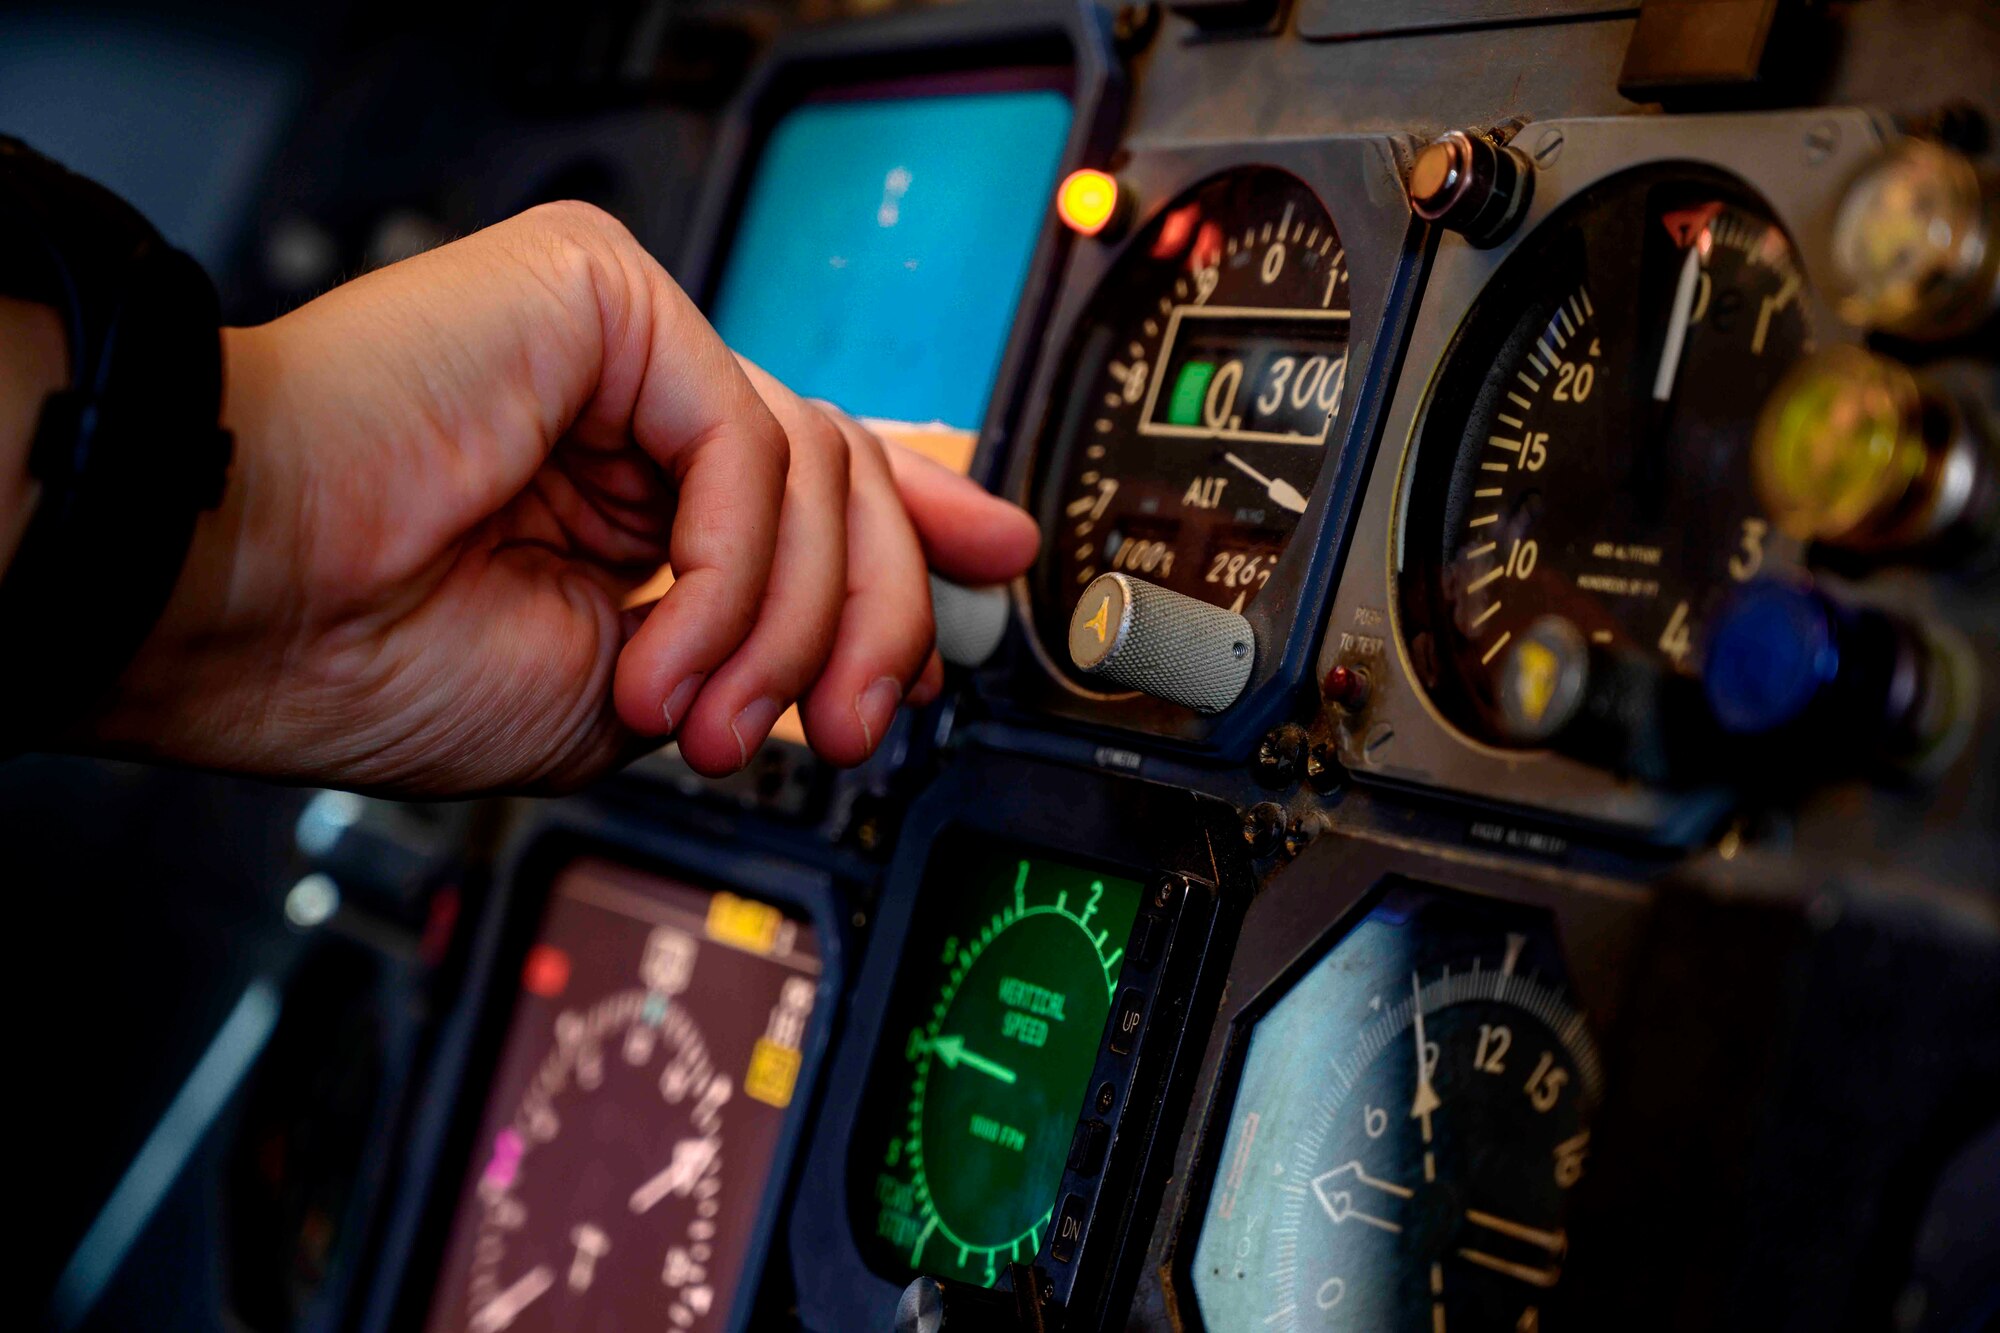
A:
372;801;850;1333
978;135;1421;756
1319;110;1889;840
786;748;1251;1331
1144;831;1651;1331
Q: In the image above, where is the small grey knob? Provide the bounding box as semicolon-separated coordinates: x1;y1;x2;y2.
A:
929;576;1010;668
1068;573;1256;713
894;1275;1023;1333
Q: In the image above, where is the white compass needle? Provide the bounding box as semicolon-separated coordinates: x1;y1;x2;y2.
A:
1222;451;1309;514
1409;972;1442;1129
1652;240;1703;402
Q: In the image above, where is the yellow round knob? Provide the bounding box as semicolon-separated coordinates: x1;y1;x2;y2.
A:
1752;345;1932;547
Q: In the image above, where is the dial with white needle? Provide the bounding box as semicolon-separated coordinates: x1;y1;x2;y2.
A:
468;1265;554;1333
1222;451;1309;514
1651;239;1704;402
1409;971;1442;1133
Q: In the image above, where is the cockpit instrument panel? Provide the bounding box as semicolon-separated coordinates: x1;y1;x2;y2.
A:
1322;111;1889;836
424;859;821;1333
849;833;1143;1287
709;78;1073;445
1397;166;1813;750
789;752;1249;1331
1190;882;1599;1331
1030;167;1352;683
997;137;1420;748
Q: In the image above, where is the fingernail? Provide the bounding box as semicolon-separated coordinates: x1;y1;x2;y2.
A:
728;696;784;767
661;674;704;733
855;676;902;753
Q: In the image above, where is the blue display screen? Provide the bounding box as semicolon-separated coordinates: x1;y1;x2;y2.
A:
709;85;1074;431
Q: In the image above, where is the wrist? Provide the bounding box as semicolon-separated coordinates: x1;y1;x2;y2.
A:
80;323;308;771
0;293;66;572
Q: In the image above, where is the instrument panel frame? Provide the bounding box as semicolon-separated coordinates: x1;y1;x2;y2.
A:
1139;830;1653;1330
372;800;851;1333
1317;109;1890;841
982;133;1426;758
785;747;1254;1331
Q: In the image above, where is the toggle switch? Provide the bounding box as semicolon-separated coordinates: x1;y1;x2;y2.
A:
1068;573;1255;714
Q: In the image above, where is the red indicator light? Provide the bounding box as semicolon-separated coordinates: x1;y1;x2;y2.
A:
1152;202;1201;260
1190;220;1224;274
1057;169;1122;237
522;943;571;998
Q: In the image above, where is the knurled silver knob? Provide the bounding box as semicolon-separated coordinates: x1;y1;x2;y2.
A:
1068;573;1256;714
929;576;1010;668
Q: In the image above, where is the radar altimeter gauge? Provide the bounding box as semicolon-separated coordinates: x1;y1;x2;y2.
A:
1396;166;1814;748
1192;884;1601;1331
1033;167;1353;687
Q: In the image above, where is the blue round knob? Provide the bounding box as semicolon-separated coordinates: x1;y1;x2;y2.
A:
1703;581;1842;734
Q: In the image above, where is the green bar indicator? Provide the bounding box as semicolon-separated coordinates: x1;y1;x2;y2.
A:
1166;359;1216;426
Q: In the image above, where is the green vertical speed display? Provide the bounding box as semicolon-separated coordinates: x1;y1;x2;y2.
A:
849;831;1143;1287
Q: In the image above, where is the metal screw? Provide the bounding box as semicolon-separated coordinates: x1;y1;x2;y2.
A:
1363;722;1395;760
1253;724;1309;789
1531;127;1566;167
1243;801;1287;857
1804;120;1841;165
1304;742;1344;794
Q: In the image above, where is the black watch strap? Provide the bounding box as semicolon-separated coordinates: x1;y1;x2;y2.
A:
0;136;233;750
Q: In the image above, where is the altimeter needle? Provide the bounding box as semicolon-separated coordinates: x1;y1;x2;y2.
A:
1222;452;1309;514
1652;240;1703;402
929;1033;1017;1085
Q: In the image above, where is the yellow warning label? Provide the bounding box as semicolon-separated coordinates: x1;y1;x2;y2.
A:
745;1036;803;1108
706;891;782;955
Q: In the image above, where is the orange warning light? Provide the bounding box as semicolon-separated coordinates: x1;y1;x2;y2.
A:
1057;169;1123;237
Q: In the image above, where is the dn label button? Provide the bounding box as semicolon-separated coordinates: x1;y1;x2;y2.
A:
1051;1193;1088;1264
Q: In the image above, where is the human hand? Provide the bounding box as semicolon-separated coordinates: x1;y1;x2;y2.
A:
79;202;1038;794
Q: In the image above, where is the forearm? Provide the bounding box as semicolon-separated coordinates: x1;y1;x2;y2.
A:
0;293;66;573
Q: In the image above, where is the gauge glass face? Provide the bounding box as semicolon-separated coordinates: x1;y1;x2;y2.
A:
426;860;820;1333
1397;167;1812;746
1033;167;1352;684
850;832;1142;1287
1191;883;1600;1331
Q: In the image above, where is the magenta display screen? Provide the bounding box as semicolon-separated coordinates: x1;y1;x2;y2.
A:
426;858;820;1333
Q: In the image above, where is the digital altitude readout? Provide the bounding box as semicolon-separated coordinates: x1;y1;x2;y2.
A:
425;860;820;1333
1033;167;1352;684
848;833;1143;1288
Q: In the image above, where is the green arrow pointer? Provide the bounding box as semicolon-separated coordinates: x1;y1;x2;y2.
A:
930;1034;1017;1085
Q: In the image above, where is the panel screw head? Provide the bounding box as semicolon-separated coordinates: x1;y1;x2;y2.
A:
1243;801;1287;857
1304;742;1344;794
1531;126;1566;166
1253;723;1309;788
